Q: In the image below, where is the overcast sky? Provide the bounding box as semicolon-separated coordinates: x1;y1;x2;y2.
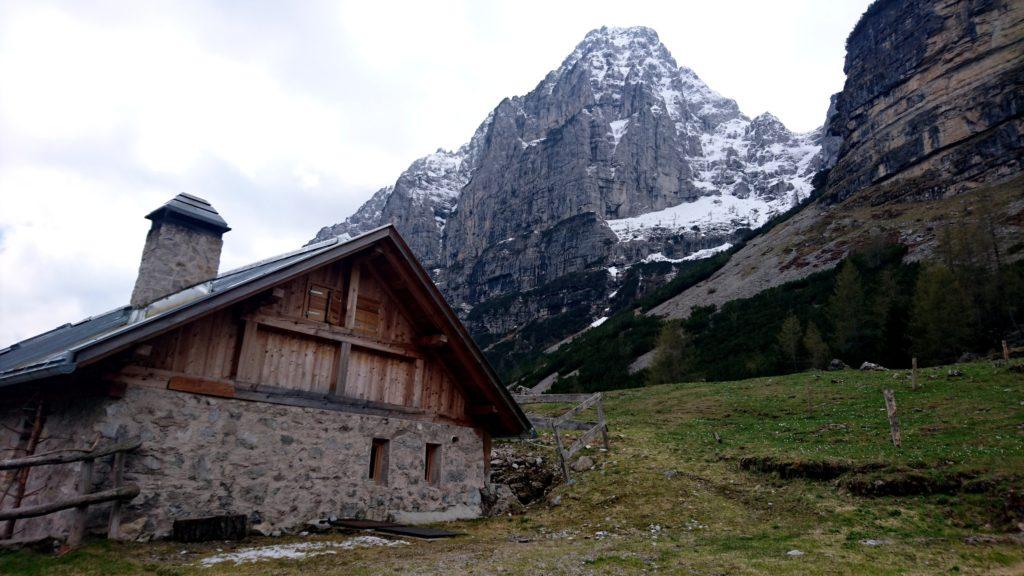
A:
0;0;871;347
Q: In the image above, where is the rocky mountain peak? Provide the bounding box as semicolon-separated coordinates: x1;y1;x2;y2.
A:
313;25;831;351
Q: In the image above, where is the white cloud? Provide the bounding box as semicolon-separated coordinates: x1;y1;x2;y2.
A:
0;0;871;346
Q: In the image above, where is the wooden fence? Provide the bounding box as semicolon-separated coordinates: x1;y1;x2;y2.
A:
513;393;609;480
0;439;141;547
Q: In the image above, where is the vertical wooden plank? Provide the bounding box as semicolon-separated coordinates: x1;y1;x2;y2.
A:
883;389;902;448
551;424;571;480
107;451;125;540
236;320;261;383
332;342;352;395
345;263;361;328
67;457;94;547
596;397;610;450
411;358;424;408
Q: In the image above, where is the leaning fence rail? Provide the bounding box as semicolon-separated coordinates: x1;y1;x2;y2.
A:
0;439;141;547
514;393;609;480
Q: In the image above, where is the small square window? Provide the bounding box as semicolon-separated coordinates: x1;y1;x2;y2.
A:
424;443;441;485
369;438;389;485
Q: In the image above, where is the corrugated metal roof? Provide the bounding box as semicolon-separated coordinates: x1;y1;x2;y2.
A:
0;235;344;381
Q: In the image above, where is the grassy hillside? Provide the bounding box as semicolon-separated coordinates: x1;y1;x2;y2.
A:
4;361;1021;575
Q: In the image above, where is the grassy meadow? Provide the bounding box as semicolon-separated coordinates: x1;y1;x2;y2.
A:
2;361;1022;575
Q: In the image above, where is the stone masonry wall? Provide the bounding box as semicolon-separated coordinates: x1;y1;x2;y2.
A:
129;220;223;308
0;385;486;541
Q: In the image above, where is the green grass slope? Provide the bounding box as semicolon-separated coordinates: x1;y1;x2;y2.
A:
4;361;1021;575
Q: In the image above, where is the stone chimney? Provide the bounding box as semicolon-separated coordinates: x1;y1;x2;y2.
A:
130;193;231;308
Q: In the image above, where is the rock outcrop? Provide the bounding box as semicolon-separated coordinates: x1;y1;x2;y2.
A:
653;0;1024;321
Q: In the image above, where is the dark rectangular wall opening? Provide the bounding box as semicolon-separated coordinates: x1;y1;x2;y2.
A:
369;438;389;485
424;443;441;485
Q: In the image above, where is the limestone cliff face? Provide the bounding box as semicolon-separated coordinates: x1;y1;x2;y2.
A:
653;0;1024;321
314;27;824;343
825;0;1023;205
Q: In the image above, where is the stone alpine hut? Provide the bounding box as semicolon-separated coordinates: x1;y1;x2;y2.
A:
0;194;529;542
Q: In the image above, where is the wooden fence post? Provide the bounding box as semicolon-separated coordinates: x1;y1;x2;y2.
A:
911;357;919;390
595;397;610;451
882;389;901;448
106;452;125;540
67;457;94;547
550;424;571;480
1003;340;1010;363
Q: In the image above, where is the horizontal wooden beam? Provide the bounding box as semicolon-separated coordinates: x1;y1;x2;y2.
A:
245;314;422;359
513;393;597;405
0;485;139;521
168;376;235;399
564;423;606;459
553;393;603;427
526;415;595;431
416;334;448;348
0;439;142;472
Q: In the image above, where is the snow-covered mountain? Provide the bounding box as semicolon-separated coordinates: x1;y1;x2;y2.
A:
312;26;831;357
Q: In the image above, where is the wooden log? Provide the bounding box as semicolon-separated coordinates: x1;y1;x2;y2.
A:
0;486;139;522
553;393;602;427
106;452;126;540
550;424;571;480
0;440;142;472
596;399;610;450
882;389;902;448
513;394;595;405
525;416;596;431
66;457;93;547
564;423;606;458
2;399;45;539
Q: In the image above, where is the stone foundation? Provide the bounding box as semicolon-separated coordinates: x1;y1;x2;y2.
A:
0;386;486;541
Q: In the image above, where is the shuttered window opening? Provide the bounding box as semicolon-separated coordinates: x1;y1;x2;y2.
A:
369;438;389;485
354;296;382;336
305;283;347;326
424;443;441;485
304;284;330;321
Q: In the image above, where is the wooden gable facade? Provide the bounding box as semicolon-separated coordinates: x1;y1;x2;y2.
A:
66;227;528;437
121;254;470;423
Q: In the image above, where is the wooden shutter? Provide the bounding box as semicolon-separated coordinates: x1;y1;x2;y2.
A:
354;296;382;336
327;290;345;325
305;284;330;321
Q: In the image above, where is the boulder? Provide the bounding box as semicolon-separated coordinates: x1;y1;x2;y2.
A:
572;455;594;472
859;362;888;371
827;359;849;371
480;483;525;516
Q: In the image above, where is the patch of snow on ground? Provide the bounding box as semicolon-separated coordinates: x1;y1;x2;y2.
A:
682;243;732;260
199;536;408;566
607;266;620;278
590;316;609;328
606;194;775;242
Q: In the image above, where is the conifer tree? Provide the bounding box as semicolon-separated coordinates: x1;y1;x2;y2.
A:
647;321;690;385
829;260;866;362
803;322;831;369
778;314;802;371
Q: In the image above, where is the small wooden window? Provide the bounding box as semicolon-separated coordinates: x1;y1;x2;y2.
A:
369;438;389;485
305;284;330;321
354;296;382;336
424;443;441;485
